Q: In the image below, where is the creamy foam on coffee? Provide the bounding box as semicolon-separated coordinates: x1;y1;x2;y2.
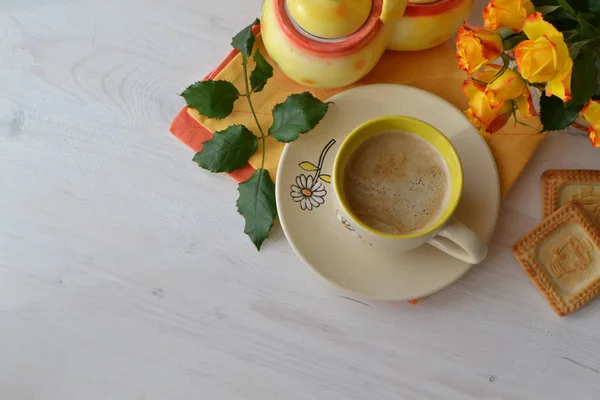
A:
342;130;449;235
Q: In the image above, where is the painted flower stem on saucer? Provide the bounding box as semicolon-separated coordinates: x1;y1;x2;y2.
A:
290;139;335;210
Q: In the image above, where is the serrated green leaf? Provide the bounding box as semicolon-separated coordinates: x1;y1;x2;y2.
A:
532;0;558;6
503;33;527;51
250;49;273;93
578;18;596;39
299;161;318;171
498;27;518;40
571;48;598;105
193;125;258;173
269;92;330;142
558;0;576;14
563;30;578;41
540;95;584;131
236;168;277;250
569;0;591;11
543;8;579;30
569;40;588;59
231;18;259;61
180;80;239;119
536;5;561;13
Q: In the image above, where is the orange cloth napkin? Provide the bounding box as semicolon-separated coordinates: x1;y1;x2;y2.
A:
171;32;545;199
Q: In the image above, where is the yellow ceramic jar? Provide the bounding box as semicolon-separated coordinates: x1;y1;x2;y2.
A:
389;0;474;51
261;0;407;88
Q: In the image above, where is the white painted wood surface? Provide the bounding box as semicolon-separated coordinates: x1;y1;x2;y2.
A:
2;0;600;398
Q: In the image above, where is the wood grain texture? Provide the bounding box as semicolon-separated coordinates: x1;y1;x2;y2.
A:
2;0;600;399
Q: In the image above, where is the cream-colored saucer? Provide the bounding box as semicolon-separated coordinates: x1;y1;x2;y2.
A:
276;84;500;301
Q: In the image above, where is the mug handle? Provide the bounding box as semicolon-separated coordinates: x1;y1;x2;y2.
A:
427;218;487;264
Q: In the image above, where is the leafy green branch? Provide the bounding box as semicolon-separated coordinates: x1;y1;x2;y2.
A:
180;19;330;250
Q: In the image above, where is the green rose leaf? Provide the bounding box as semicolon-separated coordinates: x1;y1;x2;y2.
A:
569;40;588;59
497;27;517;40
536;5;560;14
502;33;527;51
578;18;596;40
236;168;277;250
269;92;330;142
180;80;239;119
192;125;258;173
557;0;576;14
569;0;592;11
231;18;260;61
570;48;598;105
540;95;584;131
250;49;273;93
542;7;578;31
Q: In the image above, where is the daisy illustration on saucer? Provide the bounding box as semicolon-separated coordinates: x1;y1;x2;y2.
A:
290;139;335;211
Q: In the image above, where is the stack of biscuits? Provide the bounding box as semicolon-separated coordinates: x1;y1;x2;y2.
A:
513;170;600;316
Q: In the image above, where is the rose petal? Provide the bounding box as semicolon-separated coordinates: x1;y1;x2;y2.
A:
522;12;561;41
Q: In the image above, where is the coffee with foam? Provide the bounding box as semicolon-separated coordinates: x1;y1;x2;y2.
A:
342;130;449;235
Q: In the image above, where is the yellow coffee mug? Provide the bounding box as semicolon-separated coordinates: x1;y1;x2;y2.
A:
332;116;488;264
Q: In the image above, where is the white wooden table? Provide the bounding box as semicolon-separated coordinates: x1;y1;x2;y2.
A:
2;1;600;399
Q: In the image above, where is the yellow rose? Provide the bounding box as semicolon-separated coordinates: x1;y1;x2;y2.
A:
468;65;536;119
456;25;504;74
476;65;527;107
515;13;573;101
582;100;600;148
463;78;513;133
483;0;535;31
515;87;536;118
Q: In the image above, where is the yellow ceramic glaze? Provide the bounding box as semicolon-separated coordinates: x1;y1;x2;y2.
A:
389;0;474;51
261;0;471;88
380;0;410;21
262;0;398;88
286;0;372;38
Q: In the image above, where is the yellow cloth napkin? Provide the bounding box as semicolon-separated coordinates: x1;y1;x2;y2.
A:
188;33;545;199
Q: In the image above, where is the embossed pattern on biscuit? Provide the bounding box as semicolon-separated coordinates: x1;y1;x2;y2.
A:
513;201;600;316
541;169;600;228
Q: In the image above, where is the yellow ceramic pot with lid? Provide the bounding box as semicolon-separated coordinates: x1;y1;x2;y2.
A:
260;0;474;88
261;0;408;88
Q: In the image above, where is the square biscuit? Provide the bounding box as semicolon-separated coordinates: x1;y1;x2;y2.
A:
541;169;600;228
513;201;600;316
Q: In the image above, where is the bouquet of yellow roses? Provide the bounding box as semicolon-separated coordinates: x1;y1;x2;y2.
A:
456;0;600;147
